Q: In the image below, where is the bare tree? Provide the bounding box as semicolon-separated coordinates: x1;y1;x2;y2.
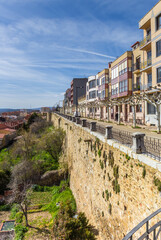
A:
8;160;41;227
142;90;161;133
125;94;143;128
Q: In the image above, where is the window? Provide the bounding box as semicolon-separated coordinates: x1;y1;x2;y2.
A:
136;104;142;113
130;106;132;112
89;80;96;89
157;67;161;83
102;77;105;84
101;90;105;99
120;105;122;112
119;61;127;76
156;14;161;31
89;90;96;99
147;103;156;115
111;83;118;95
97;79;99;86
147;73;152;88
111;67;118;80
119;80;128;93
156;39;161;57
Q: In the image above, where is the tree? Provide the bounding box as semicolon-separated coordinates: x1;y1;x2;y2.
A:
125;94;143;128
53;202;97;240
8;160;41;226
40;128;65;161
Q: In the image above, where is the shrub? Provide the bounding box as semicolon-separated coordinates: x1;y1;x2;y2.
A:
0;204;11;211
99;160;104;169
53;202;96;240
15;212;23;223
15;224;28;240
108;203;112;215
98;149;101;158
142;166;146;178
153;177;161;192
10;204;20;219
108;150;114;167
105;190;109;201
0;170;10;195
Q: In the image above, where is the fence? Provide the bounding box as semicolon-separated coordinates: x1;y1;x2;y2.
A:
122;208;161;240
112;129;133;147
55;112;161;161
144;136;161;161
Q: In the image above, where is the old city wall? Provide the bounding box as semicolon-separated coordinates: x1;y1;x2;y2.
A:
51;113;161;240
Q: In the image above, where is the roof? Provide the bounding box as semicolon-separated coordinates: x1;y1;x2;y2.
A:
131;41;140;48
0;134;5;139
139;0;160;23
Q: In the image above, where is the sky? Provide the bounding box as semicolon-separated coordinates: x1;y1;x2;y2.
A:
0;0;158;108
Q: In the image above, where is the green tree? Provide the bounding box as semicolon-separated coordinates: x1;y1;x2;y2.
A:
53;202;97;240
40;128;65;162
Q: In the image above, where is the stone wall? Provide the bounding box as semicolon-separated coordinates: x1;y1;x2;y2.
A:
51;113;161;240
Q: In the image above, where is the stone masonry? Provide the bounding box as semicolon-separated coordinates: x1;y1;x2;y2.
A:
51;113;161;240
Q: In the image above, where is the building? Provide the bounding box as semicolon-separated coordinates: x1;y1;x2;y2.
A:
139;1;161;126
86;75;99;118
110;51;133;122
131;41;145;125
70;78;88;112
63;88;71;114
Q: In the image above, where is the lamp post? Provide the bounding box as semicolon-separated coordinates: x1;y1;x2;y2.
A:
75;86;84;117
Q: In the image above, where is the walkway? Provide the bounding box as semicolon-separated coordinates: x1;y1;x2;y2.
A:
82;117;161;139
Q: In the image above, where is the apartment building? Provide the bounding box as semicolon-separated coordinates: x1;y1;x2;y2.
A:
86;75;99;118
63;88;71;114
70;78;88;113
139;1;161;126
98;69;110;119
131;41;145;125
110;51;133;122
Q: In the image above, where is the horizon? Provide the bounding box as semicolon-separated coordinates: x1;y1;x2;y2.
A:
0;0;157;108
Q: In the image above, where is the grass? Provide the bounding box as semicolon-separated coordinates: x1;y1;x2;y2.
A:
29;192;53;207
132;125;141;129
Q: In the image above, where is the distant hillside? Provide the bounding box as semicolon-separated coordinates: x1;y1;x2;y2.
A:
0;109;20;113
0;108;41;113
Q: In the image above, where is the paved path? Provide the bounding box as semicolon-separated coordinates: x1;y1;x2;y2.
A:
81;117;161;140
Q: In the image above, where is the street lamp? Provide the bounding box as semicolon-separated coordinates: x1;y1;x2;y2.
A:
75;86;84;117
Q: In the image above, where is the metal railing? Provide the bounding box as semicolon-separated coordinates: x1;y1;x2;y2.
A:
112;128;133;147
140;34;151;48
96;124;106;135
56;112;161;161
141;58;152;70
133;63;141;72
144;136;161;161
122;208;161;240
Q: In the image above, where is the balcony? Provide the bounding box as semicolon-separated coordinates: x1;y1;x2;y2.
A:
133;63;141;74
140;34;151;50
133;83;152;92
141;58;152;72
133;83;142;92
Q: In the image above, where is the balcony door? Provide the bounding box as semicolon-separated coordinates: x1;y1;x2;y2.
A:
147;73;152;89
147;51;151;66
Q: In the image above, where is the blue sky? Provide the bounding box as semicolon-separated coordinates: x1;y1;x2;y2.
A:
0;0;157;108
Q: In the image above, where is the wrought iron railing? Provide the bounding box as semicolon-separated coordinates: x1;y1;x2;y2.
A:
133;63;141;72
96;124;106;135
85;121;90;129
144;136;161;161
122;208;161;240
141;58;152;70
55;112;161;161
140;34;151;48
112;129;133;147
